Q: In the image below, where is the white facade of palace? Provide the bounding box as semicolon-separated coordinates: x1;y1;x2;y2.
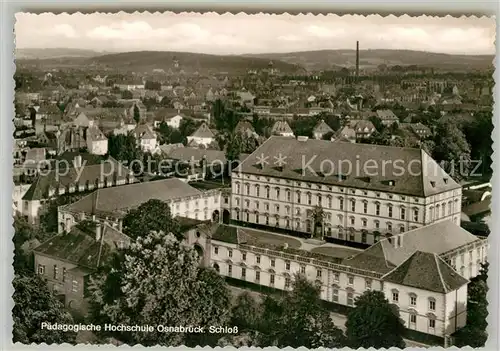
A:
231;174;462;245
184;222;488;345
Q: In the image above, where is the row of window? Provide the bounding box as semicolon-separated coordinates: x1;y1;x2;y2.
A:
213;250;371;287
37;264;78;292
392;290;436;311
234;196;425;222
234;182;423;203
234;209;416;234
173;198;212;211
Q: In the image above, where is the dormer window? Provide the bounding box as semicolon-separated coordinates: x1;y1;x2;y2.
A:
443;178;449;184
430;181;436;188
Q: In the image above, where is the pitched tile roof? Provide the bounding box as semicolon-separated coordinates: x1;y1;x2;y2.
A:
133;124;156;140
190;123;214;138
313;120;334;134
344;220;481;273
271;121;293;135
382;251;468;293
22;156;133;201
234;136;459;197
376;109;399;121
33;223;129;269
63;178;201;218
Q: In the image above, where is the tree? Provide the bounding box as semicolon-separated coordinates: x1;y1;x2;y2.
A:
346;290;405;349
14;216;51;275
13;275;77;344
454;261;489;347
433;119;472;181
88;231;231;346
107;133;141;166
258;275;345;348
231;292;262;332
133;104;141;124
121;90;133;99
122;199;181;240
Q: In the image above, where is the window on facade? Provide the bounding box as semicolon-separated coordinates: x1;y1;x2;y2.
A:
62;267;67;282
236;210;240;220
351;199;356;212
317;194;322;206
365;279;372;290
307;193;312;205
401;207;406;220
339;197;344;210
228;249;233;258
347;292;354;306
375;220;380;229
300;265;306;274
276;188;280;199
410;295;417;306
348;276;354;285
375;203;380;216
328;197;332;208
228;265;233;276
236;183;240;193
399;225;405;233
266;187;270;199
241;267;246;279
429;298;436;311
334;272;340;282
271;259;275;267
265;216;269;225
442;205;445;217
414;208;419;221
332;288;339;302
429;319;436;329
296;191;301;204
316;269;322;278
392;291;399;302
255;201;260;209
246;212;249;222
362;218;367;227
349;232;355;241
256;185;260;197
255;214;260;224
275;204;280;213
242;252;247;261
38;264;45;275
255;271;260;282
388;205;393;218
410;314;417;325
285;277;291;289
363;202;368;214
72;280;78;292
53;265;58;279
270;274;275;285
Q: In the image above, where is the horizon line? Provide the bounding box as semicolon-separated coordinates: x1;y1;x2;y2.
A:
15;47;495;57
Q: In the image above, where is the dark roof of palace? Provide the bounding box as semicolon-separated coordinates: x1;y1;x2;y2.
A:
234;136;460;197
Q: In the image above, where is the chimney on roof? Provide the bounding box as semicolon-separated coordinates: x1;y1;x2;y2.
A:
356;41;360;80
73;155;82;168
95;222;102;241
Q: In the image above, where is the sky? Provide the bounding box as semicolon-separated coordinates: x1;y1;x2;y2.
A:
15;12;496;55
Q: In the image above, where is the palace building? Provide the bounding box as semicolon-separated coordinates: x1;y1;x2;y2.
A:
185;220;488;346
231;136;462;245
58;178;222;234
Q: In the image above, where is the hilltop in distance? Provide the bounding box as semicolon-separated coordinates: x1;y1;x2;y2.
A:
15;47;494;73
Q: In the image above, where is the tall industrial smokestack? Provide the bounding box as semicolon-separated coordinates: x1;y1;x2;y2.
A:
356;41;359;80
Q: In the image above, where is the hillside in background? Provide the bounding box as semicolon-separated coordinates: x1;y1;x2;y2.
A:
88;51;301;74
16;50;303;75
15;48;108;60
245;49;494;72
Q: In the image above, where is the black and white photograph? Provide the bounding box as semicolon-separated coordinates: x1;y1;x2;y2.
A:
9;11;495;348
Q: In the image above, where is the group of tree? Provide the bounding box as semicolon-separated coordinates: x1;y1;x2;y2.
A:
12;216;78;344
144;80;162;91
107;133;142;166
454;262;489;347
226;276;407;348
290;113;343;138
88;201;231;346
